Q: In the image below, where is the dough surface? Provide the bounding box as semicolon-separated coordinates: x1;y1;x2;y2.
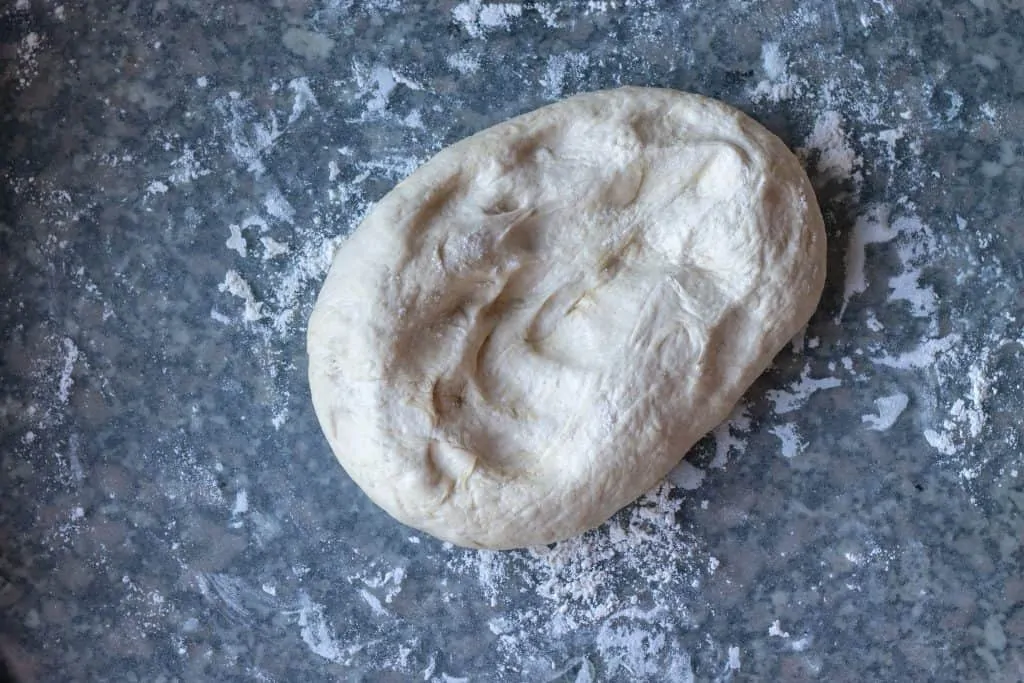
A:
307;87;826;549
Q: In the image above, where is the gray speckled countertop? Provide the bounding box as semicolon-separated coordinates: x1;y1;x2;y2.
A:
3;1;1024;681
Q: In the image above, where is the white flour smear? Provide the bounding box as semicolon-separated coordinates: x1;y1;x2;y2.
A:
862;393;909;431
444;484;711;678
452;1;525;38
751;42;805;103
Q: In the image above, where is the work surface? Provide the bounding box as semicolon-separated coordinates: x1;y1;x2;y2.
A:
2;2;1023;681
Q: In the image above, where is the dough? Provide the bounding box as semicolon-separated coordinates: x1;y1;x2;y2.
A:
307;87;825;549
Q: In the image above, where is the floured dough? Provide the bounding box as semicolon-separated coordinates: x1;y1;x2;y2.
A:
307;87;826;549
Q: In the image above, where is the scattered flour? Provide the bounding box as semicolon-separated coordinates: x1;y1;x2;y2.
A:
263;187;296;225
287;77;319;124
452;1;523;38
353;64;414;116
801;110;862;186
226;224;248;257
163;447;224;507
231;489;249;517
445;484;709;675
751;42;804;103
446;52;481;75
875;334;960;370
294;592;346;663
921;350;994;460
923;428;957;457
218;270;265;323
839;205;897;319
261;236;289;259
168;145;210;185
770;423;805;459
767;364;842;414
56;338;79;405
887;214;940;318
861;393;909;431
15;31;43;89
768;620;791;638
593;607;694;680
145;180;170;197
214;93;284;176
540;52;589;99
535;3;560;27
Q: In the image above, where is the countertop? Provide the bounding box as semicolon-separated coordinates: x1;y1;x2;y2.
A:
2;1;1023;680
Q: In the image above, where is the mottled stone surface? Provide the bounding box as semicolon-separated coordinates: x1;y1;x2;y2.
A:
2;1;1024;681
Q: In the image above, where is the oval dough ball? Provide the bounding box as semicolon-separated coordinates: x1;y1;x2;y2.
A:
307;87;826;549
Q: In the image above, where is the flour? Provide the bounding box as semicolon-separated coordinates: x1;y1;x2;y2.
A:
164;446;224;507
260;236;289;259
230;489;249;518
801;110;862;187
594;608;694;680
218;270;265;323
770;423;805;459
444;483;710;673
923;428;957;456
919;348;995;461
119;574;173;641
168;145;210;185
727;646;741;670
358;588;388;617
942;90;963;121
263;187;296;224
979;101;999;124
668;460;705;491
56;338;79;405
875;334;960;370
861;393;909;431
839;205;897;319
352;63;423;117
888;214;940;318
15;31;42;89
535;3;560;27
294;591;346;663
287;77;319;124
887;265;936;318
766;364;842;415
145;180;170;197
750;43;804;103
540;52;589;100
446;52;481;75
839;207;941;321
226;225;248;257
215;94;284;176
452;1;523;38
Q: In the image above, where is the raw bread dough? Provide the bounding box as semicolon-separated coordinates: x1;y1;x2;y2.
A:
307;87;825;549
